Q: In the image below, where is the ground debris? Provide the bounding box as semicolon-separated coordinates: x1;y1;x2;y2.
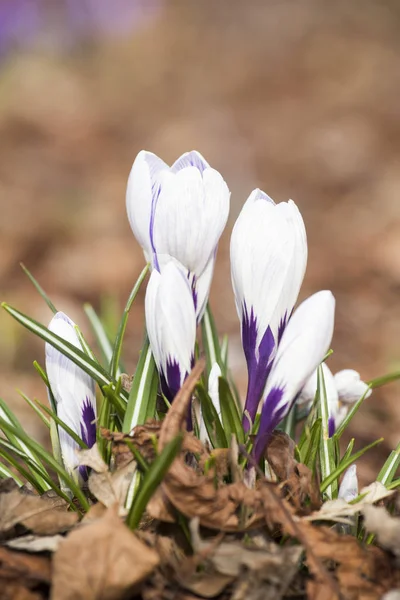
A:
51;504;159;600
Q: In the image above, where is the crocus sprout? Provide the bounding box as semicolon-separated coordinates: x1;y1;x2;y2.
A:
45;312;97;484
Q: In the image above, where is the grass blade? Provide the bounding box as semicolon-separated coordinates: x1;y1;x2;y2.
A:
123;336;158;433
20;263;57;314
110;264;149;380
377;441;400;487
0;418;89;510
2;303;127;401
335;385;372;439
201;304;224;377
84;304;114;367
17;390;51;429
320;438;383;494
218;377;245;445
196;384;227;448
0;461;23;485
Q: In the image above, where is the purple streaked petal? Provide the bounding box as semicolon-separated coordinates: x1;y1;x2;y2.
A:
80;397;97;448
277;311;288;344
253;386;286;462
328;415;336;438
242;304;275;431
170;151;209;174
162;358;182;402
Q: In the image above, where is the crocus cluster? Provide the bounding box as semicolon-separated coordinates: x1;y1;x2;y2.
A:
44;148;370;482
126;149;336;461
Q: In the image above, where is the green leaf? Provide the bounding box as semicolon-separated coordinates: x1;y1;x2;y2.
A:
0;397;51;489
126;433;183;529
377;441;400;487
0;461;23;485
123;336;158;433
20;263;57;314
2;303;126;400
218;377;245;445
33;399;89;450
297;418;322;472
320;437;384;493
84;304;114;367
340;438;355;465
368;371;400;389
201;304;224;377
0;443;48;493
109;264;149;380
196;384;227;448
0;418;89;510
317;366;337;498
17;390;50;429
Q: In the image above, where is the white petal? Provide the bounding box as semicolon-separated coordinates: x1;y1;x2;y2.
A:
145;261;196;393
153;165;230;276
194;254;216;322
170;150;210;173
46;312;96;477
126;150;169;260
334;369;372;404
338;465;358;502
263;291;335;419
271;200;308;334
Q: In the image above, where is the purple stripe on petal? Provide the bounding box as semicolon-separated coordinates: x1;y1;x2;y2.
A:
171;151;208;175
277;311;288;344
328;416;336;438
253;386;286;462
242;304;275;431
162;358;182;402
80;398;97;448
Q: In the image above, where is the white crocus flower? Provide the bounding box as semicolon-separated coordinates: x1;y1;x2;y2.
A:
199;363;222;444
126;150;230;321
299;365;371;436
45;312;97;484
145;261;196;402
334;369;372;404
338;465;358;502
254;291;335;461
230;188;307;429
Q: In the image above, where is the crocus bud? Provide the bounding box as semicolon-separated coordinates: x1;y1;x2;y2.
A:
45;312;97;484
126;149;230;321
338;465;358;502
230;189;307;429
145;261;196;402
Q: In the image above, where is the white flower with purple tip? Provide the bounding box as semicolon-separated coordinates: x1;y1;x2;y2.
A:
145;261;196;403
126;149;230;321
254;291;335;461
45;312;97;484
230;189;307;429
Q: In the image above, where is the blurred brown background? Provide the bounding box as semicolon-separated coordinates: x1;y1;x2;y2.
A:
1;0;399;483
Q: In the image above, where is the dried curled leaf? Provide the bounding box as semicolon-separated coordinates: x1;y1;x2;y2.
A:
0;489;78;537
78;444;137;515
52;505;159;600
266;430;320;509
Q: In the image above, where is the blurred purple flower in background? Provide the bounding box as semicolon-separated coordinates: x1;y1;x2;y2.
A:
0;0;162;55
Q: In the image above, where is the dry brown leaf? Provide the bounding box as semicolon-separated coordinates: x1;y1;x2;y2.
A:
102;420;161;468
0;545;51;585
51;505;159;600
266;430;320;509
0;489;78;537
5;534;63;553
363;505;400;557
